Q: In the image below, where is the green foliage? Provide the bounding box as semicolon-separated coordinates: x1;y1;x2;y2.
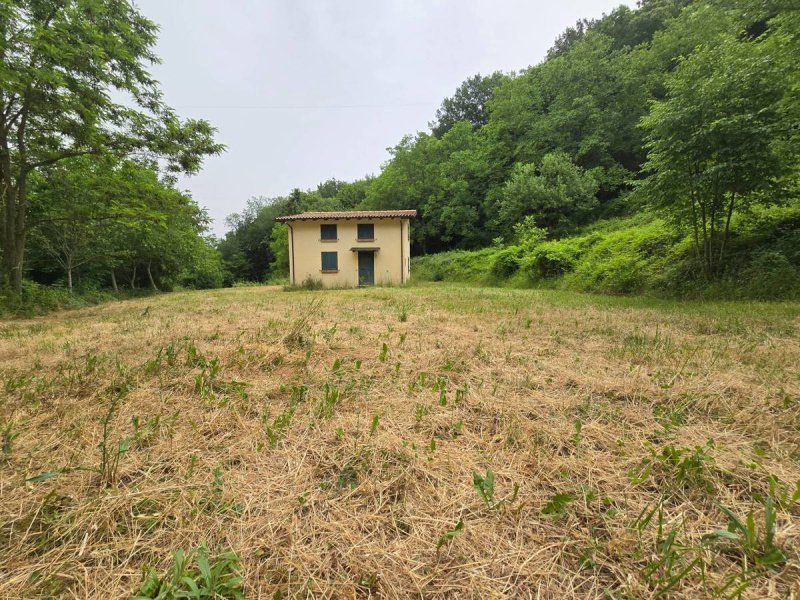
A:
498;153;598;234
268;223;290;280
740;251;800;300
412;248;497;284
541;492;576;518
0;280;115;318
490;247;524;280
431;71;508;137
134;545;244;600
435;519;464;553
0;0;222;293
413;206;800;299
1;419;19;458
638;16;797;277
702;497;786;568
473;469;496;508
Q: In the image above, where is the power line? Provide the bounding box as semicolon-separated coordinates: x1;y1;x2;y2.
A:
172;102;435;110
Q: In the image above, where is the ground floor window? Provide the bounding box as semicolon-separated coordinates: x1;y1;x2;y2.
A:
321;251;338;272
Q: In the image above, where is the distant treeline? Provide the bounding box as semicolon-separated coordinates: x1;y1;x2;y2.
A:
221;0;799;297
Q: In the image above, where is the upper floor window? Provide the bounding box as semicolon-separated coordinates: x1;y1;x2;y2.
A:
357;223;374;241
320;224;337;241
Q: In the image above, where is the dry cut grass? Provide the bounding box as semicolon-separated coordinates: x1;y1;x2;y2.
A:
0;284;799;599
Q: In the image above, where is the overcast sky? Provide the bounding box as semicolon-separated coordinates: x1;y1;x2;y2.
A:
135;0;633;235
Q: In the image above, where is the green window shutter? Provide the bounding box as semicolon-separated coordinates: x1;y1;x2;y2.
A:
357;223;374;240
321;251;338;271
320;224;337;240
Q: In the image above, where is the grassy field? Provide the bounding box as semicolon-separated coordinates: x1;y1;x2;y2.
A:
1;284;799;599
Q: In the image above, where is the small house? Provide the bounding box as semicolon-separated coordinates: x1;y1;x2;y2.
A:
275;210;417;287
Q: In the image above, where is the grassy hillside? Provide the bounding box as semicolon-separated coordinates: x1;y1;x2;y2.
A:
1;285;798;598
413;205;800;300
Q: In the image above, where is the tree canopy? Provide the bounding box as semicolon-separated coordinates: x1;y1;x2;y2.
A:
0;0;223;293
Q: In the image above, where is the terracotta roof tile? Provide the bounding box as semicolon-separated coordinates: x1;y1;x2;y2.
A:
275;210;417;222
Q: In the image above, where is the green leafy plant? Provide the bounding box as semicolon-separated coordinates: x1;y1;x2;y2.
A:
436;519;464;553
634;502;704;595
1;419;19;458
98;390;130;487
264;385;307;447
702;496;786;568
473;469;495;508
134;545;244;599
472;469;519;511
572;419;582;449
265;406;295;448
200;465;241;515
320;323;337;344
131;415;162;448
437;377;448;406
318;383;340;419
369;415;380;436
629;441;715;490
414;403;429;428
541;492;576;518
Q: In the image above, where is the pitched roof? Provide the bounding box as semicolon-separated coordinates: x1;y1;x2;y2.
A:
275;210;417;222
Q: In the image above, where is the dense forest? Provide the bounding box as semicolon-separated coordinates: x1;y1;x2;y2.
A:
2;0;799;314
0;0;223;314
221;0;800;299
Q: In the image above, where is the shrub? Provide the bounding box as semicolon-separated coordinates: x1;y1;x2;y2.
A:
490;246;523;279
412;248;496;283
740;251;799;300
524;240;583;279
283;276;324;291
0;281;114;318
409;209;800;300
562;223;676;294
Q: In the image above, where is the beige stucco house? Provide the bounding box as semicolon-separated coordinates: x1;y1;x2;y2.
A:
275;210;416;288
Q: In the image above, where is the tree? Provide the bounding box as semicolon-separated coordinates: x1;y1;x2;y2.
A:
268;223;289;280
28;163;103;292
639;28;796;276
26;154;219;292
498;152;598;234
363;123;493;252
0;0;223;292
430;72;508;137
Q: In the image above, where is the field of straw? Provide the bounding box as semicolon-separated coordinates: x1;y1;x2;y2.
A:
1;284;799;599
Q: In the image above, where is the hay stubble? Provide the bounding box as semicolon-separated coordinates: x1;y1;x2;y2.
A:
1;285;799;598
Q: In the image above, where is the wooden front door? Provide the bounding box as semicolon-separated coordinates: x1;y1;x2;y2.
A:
358;251;374;286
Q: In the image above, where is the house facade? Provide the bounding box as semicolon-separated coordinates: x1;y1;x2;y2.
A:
275;210;416;288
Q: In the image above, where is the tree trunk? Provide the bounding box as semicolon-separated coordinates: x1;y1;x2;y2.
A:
1;184;24;293
66;266;73;293
689;183;701;263
719;192;736;267
1;105;31;294
130;265;137;289
110;270;119;293
700;202;710;278
146;260;158;291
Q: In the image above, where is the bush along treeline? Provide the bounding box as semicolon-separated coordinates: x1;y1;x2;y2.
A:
0;0;223;315
223;0;800;299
